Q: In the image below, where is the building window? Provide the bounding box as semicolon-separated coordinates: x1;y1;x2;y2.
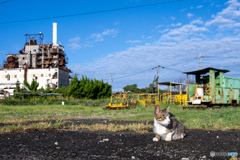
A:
33;49;36;52
11;75;17;78
7;74;10;81
30;74;36;78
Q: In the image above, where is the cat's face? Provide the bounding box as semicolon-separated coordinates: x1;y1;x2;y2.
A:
154;105;171;126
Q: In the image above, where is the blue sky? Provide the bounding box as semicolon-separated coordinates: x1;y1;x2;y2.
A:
0;0;240;91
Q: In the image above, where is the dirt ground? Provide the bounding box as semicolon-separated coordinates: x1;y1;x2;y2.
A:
0;119;239;160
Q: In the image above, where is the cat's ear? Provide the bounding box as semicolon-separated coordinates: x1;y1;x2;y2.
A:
163;105;170;112
155;105;162;114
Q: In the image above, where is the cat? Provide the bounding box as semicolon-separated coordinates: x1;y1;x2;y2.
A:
153;105;185;141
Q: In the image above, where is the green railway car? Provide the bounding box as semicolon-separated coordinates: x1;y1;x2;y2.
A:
184;67;240;106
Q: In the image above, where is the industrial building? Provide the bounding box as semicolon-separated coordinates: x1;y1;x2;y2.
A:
0;23;71;95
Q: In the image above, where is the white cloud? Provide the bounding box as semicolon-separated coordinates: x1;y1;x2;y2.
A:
67;37;92;50
191;19;204;25
180;8;187;12
169;23;182;27
91;29;119;42
159;28;169;33
170;16;176;21
67;37;81;50
159;24;207;41
70;35;240;91
205;15;235;26
155;25;162;28
125;40;141;43
196;5;203;8
69;0;240;91
205;0;240;28
187;13;194;18
114;22;119;25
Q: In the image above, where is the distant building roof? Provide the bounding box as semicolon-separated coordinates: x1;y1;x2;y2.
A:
183;67;229;75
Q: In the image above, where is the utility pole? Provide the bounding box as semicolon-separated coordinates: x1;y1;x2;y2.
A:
110;73;112;86
199;53;203;70
157;64;159;96
110;73;112;94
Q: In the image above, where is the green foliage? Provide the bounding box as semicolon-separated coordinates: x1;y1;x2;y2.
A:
53;86;67;96
23;80;31;90
123;84;138;93
123;83;163;93
67;75;111;99
10;75;111;102
23;79;39;91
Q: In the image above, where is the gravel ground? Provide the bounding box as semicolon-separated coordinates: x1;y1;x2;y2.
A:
0;119;239;160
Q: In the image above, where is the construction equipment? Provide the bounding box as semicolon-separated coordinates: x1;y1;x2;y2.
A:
158;82;187;106
184;67;240;107
137;93;159;108
105;94;137;109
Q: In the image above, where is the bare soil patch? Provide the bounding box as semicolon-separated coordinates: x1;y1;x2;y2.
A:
0;118;239;159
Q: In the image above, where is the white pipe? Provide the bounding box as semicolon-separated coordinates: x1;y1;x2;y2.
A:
53;23;57;45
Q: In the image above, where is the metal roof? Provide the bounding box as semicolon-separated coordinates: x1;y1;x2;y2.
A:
183;67;229;75
157;82;187;86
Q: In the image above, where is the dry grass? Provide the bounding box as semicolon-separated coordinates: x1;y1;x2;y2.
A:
0;121;63;134
66;123;152;134
0;121;152;134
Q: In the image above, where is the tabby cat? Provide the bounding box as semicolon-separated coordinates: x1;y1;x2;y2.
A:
153;105;185;141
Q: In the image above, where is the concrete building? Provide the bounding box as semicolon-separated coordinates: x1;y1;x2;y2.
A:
0;23;71;95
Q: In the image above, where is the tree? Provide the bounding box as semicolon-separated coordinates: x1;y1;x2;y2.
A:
122;82;163;94
67;75;111;99
67;75;79;97
24;79;39;91
123;84;138;93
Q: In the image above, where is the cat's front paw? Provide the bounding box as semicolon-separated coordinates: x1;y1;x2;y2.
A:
153;137;159;142
165;133;172;141
165;138;172;141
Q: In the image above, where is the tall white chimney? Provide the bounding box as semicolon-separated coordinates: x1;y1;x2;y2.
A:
52;23;57;45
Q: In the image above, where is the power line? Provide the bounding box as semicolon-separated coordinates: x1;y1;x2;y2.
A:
195;56;240;59
0;0;12;5
103;64;183;81
0;0;183;24
158;65;183;72
109;67;156;80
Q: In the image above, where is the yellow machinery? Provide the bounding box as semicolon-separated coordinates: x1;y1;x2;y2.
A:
106;94;137;109
158;82;187;106
106;82;188;109
137;93;160;108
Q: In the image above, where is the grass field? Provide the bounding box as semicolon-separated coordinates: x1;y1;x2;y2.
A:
0;103;240;133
